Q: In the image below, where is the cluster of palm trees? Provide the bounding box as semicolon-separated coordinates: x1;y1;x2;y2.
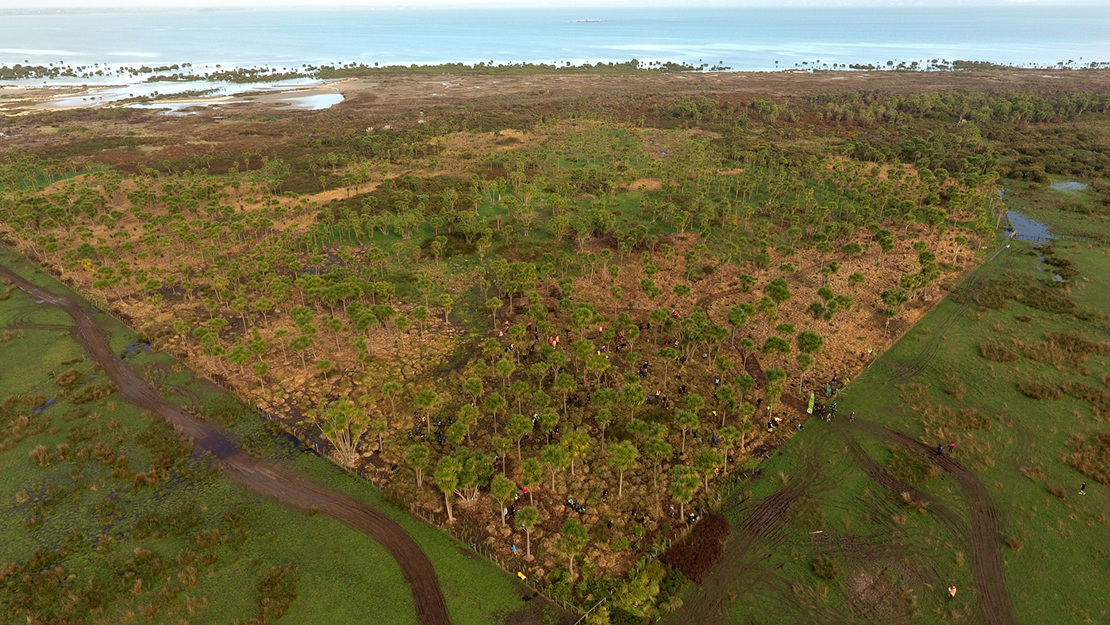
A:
0;99;996;587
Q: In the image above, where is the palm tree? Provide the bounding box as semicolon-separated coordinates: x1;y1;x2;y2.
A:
553;372;576;416
506;413;533;461
608;441;640;498
491;473;515;527
675;410;699;453
405;443;431;487
434;456;460;523
521;457;543;505
557;518;588;579
541;444;570;490
644;436;672;488
517;506;541;558
670;465;700;518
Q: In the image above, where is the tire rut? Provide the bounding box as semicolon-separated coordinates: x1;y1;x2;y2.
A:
0;263;452;625
887;242;1012;383
854;421;1016;625
752;350;1016;625
665;453;822;625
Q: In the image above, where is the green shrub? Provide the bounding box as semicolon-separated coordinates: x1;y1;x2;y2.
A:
812;556;840;580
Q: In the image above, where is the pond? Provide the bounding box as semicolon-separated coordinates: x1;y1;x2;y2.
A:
1008;210;1056;244
127;100;247;115
279;93;344;110
1049;181;1089;192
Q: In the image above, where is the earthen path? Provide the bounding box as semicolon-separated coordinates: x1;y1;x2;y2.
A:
0;262;452;625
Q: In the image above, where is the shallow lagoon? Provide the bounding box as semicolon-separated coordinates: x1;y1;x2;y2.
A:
1049;181;1089;192
279;93;344;110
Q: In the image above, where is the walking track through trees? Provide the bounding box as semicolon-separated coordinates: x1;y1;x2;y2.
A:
0;263;452;625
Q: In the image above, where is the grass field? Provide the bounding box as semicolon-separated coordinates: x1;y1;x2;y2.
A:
671;178;1110;625
0;245;545;625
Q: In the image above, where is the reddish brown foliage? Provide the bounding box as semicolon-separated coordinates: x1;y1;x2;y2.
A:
660;512;729;583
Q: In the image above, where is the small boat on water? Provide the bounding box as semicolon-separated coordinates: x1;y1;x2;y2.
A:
575;18;602;23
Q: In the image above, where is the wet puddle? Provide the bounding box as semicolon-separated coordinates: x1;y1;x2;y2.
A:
1008;210;1056;244
1049;181;1088;192
120;339;151;359
279;93;343;110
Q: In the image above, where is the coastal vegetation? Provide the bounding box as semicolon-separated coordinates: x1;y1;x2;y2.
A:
1;68;1109;622
6;56;1110;86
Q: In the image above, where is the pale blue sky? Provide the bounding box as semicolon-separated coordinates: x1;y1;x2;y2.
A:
0;0;1098;8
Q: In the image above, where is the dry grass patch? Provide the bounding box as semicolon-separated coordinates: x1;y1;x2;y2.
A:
923;405;992;430
1061;381;1110;412
980;342;1019;362
1064;431;1110;485
1022;332;1110;373
1017;381;1063;401
886;445;941;485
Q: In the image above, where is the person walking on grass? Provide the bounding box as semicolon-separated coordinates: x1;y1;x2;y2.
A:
936;445;944;457
949;442;955;453
948;586;957;601
1080;482;1086;495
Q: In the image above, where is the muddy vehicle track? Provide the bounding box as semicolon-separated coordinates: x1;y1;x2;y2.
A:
837;429;968;539
887;243;1011;383
735;352;1015;625
854;421;1016;625
0;263;452;625
666;454;820;625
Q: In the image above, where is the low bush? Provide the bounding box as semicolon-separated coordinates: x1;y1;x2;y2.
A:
53;369;82;387
980;342;1019;362
1061;381;1110;410
1017;381;1063;401
812;556;840;580
29;444;51;467
886;445;941;484
256;562;300;624
68;381;116;405
1064;432;1110;485
924;405;992;430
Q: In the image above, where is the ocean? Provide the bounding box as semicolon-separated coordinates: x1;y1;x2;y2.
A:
2;6;1109;81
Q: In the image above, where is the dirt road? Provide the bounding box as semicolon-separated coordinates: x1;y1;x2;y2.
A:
0;263;452;625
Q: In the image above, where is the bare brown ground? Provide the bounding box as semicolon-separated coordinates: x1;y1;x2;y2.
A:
0;262;452;625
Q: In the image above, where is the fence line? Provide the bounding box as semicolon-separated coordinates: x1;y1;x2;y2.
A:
404;501;582;615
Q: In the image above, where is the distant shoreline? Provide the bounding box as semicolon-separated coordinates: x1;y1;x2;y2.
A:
5;57;1110;91
6;67;1110;118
